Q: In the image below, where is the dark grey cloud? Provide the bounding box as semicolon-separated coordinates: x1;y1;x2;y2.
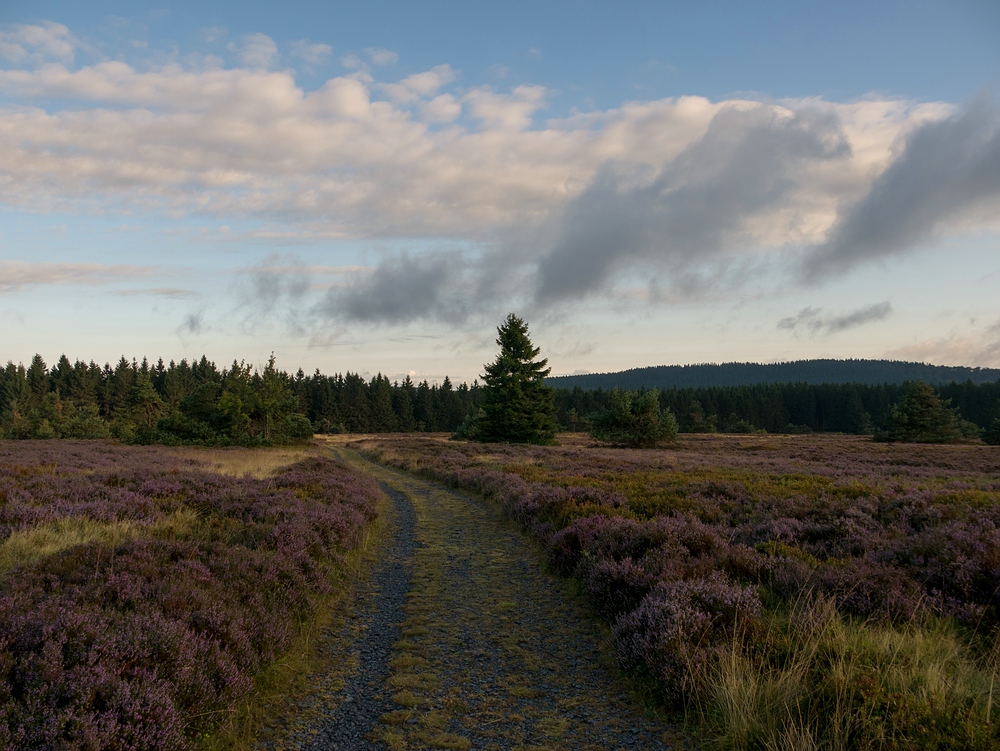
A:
536;104;849;301
242;255;311;315
805;100;1000;280
319;252;471;325
179;311;205;335
777;301;892;335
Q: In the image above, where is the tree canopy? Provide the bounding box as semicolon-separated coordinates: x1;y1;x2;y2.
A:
473;313;557;444
589;388;679;447
882;381;963;443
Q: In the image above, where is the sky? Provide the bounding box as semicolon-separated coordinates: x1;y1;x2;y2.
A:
1;1;999;383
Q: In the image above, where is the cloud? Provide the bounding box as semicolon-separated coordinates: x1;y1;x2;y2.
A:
200;27;227;44
340;53;365;71
805;99;1000;280
536;103;849;301
179;310;205;335
318;252;472;324
463;84;546;129
291;40;332;69
887;318;1000;368
237;33;278;69
422;93;461;123
2;31;997;326
0;261;156;291
365;48;398;66
777;301;892;335
378;64;456;103
0;58;942;247
116;287;198;299
0;22;75;65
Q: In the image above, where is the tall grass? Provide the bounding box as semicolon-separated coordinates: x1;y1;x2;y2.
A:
0;509;200;574
701;596;999;750
166;445;312;478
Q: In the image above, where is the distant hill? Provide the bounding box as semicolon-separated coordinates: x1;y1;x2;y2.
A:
547;359;1000;390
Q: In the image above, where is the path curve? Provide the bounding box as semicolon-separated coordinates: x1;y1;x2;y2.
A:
265;447;680;751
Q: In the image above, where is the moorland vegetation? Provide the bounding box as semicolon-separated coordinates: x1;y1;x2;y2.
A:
360;433;1000;749
0;442;381;748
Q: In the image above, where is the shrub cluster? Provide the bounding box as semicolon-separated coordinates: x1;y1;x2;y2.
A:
589;389;679;447
358;435;1000;725
0;442;380;749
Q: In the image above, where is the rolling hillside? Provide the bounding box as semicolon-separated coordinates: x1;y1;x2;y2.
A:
548;359;1000;390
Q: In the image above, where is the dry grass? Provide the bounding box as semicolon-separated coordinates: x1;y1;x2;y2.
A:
702;597;999;751
166;445;316;478
0;508;201;575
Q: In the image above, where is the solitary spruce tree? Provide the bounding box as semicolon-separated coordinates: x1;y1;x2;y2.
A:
476;314;557;444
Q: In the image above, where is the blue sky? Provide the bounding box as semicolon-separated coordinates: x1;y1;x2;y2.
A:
1;1;999;382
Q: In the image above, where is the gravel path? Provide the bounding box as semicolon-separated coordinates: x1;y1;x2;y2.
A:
264;447;682;750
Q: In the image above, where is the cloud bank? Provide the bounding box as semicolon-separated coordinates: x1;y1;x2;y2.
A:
1;23;998;326
805;100;1000;280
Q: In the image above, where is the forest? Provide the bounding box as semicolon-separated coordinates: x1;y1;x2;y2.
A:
2;353;999;443
548;358;1000;389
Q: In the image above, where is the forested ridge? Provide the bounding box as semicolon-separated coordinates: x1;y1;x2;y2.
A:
2;353;999;442
556;381;1000;436
548;359;1000;389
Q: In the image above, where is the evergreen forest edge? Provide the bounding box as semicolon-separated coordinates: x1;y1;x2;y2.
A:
3;353;1000;445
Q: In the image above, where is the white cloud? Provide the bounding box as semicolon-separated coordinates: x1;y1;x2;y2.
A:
0;22;75;65
463;84;546;130
0;60;961;248
340;53;364;70
422;93;461;123
200;27;227;44
291;40;332;69
238;33;278;69
378;64;455;103
0;36;997;324
365;47;398;66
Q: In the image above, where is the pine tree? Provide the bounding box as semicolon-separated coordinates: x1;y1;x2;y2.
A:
475;313;557;444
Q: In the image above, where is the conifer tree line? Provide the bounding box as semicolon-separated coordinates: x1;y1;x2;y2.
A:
0;353;481;444
556;380;1000;440
2;351;999;444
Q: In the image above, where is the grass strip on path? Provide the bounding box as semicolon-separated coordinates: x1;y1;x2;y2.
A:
331;447;679;751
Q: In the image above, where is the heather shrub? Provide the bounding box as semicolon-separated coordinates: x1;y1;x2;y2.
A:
815;557;927;622
579;556;656;621
359;433;1000;743
0;443;381;749
614;573;762;706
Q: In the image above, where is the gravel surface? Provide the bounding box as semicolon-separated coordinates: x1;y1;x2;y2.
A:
263;475;416;751
265;448;684;750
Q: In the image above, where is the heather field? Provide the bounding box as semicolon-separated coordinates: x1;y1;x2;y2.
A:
0;441;381;750
359;433;1000;750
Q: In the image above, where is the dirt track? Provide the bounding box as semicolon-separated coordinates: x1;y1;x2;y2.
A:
265;446;679;751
